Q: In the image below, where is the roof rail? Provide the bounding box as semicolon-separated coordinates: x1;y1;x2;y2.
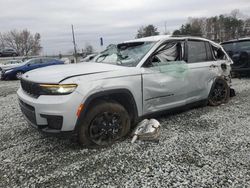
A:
171;34;190;37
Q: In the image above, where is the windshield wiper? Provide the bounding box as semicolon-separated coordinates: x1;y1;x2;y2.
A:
96;54;109;63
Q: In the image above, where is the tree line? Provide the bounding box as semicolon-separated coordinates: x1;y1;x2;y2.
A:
136;9;250;42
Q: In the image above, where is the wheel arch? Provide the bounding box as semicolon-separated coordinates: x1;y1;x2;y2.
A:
75;88;139;131
207;76;230;106
208;76;229;98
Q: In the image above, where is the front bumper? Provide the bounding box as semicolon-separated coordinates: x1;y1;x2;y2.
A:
0;71;14;80
17;87;84;133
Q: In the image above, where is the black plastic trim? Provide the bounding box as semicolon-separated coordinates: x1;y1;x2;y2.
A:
145;94;174;101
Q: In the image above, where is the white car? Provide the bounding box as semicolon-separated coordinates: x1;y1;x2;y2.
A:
17;35;232;146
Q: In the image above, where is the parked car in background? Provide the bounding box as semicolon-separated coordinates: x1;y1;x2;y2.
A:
0;48;19;57
60;57;71;64
0;60;23;71
0;58;64;80
221;38;250;76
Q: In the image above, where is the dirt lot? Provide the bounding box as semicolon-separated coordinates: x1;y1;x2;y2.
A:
0;79;250;187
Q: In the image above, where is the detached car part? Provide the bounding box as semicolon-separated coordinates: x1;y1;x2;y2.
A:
131;119;161;143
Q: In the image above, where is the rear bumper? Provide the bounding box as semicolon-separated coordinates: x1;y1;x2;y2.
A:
17;87;84;133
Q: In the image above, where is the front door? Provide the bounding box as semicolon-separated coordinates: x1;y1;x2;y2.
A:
142;40;189;114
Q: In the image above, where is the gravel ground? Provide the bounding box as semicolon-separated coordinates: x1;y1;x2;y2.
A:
0;79;250;187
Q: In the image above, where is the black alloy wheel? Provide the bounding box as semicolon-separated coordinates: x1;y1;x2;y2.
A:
78;101;131;146
208;78;230;106
89;111;124;145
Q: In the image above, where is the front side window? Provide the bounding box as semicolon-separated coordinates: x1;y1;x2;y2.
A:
145;41;184;67
93;42;156;67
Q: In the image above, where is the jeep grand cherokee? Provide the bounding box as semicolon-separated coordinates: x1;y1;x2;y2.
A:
17;35;232;146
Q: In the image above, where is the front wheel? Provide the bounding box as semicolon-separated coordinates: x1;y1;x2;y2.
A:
78;101;131;146
15;71;23;80
208;78;230;106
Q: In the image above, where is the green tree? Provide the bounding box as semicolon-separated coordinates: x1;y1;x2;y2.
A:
174;10;250;42
172;30;181;35
83;44;94;54
136;25;159;38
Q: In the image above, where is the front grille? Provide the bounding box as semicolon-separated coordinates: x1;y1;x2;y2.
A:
21;79;41;97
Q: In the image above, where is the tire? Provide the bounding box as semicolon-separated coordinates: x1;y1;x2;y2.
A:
15;71;23;80
208;78;230;106
78;101;131;146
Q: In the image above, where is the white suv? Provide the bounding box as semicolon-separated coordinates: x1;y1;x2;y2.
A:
17;35;232;146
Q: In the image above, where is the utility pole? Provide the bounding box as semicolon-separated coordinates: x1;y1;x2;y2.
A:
164;21;167;34
71;24;77;63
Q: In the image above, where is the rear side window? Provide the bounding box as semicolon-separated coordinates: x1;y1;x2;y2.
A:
187;41;207;63
43;58;55;63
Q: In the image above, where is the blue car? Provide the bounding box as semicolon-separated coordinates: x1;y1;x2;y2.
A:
0;58;64;80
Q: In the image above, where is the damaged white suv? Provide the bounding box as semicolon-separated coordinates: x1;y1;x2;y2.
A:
17;35;232;146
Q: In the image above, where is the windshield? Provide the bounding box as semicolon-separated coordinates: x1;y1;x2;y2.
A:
93;42;156;67
222;40;250;53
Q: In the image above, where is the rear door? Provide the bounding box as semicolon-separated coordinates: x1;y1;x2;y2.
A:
142;40;189;114
185;40;220;103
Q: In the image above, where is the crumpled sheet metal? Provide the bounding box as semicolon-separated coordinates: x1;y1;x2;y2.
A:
131;119;161;143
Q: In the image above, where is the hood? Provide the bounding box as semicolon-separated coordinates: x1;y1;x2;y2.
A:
23;62;128;83
1;63;23;71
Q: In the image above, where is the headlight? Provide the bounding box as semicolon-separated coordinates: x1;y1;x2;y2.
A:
39;84;78;95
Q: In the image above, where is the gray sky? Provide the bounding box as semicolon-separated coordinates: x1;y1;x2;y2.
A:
1;0;250;55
